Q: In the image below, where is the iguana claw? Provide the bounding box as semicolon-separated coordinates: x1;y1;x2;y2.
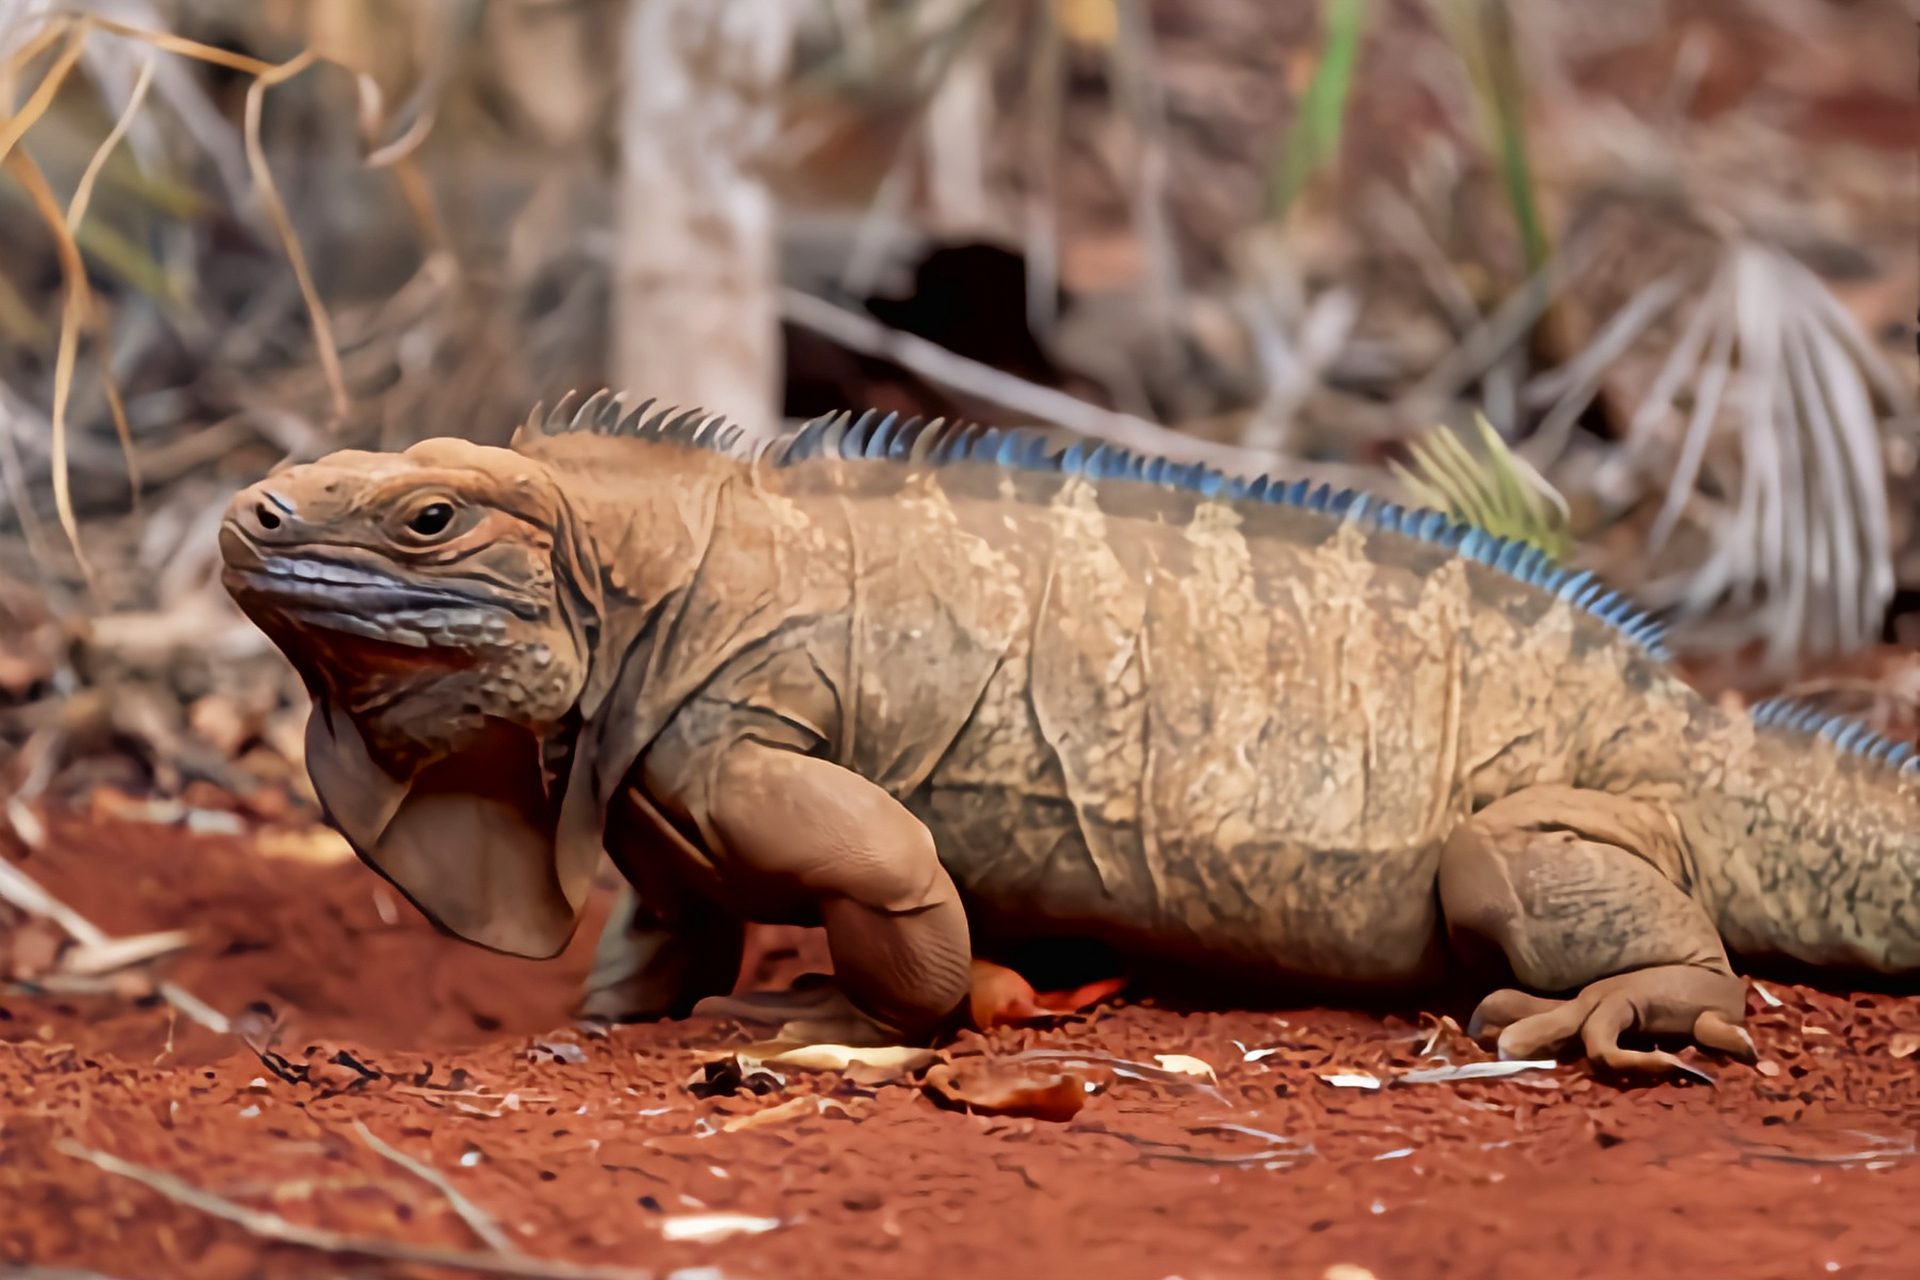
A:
691;979;905;1048
1469;964;1757;1080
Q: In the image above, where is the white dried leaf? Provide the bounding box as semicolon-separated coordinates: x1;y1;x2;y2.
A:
1152;1053;1217;1082
739;1042;938;1074
1398;1060;1557;1084
658;1212;781;1243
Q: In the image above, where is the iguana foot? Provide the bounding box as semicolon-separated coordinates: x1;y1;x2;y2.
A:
1441;785;1757;1079
1469;964;1756;1076
692;975;906;1047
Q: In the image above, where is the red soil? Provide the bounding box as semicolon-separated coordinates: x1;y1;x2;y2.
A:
4;808;1919;1280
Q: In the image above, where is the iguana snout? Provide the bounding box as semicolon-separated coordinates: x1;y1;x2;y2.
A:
219;439;599;753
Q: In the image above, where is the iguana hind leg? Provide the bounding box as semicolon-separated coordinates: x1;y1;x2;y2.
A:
1438;785;1755;1076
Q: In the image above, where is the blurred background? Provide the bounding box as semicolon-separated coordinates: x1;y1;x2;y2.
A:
0;0;1916;831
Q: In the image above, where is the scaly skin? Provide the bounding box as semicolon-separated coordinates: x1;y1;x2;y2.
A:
218;398;1920;1075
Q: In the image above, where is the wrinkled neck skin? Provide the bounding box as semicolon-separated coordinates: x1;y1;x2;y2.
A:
508;432;747;727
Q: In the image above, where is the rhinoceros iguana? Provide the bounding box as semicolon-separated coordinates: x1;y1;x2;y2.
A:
217;393;1920;1075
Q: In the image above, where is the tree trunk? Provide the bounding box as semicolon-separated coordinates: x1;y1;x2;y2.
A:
612;0;795;440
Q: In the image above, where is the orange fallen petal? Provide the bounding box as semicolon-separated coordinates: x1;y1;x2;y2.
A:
969;960;1128;1028
968;958;1044;1029
1033;976;1129;1015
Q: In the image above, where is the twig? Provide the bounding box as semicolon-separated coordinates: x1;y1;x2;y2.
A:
65;51;155;508
57;1142;660;1280
242;50;350;426
780;287;1384;490
4;151;97;591
1398;232;1599;417
0;19;89;169
153;1001;177;1066
350;1120;515;1254
0;856;228;1033
66;53;156;234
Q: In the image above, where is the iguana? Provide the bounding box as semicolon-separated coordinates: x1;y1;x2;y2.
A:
218;392;1920;1075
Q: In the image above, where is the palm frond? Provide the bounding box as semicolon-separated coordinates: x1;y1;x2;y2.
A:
1583;240;1908;667
1392;412;1573;560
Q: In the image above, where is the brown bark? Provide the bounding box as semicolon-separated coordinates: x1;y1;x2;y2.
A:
612;0;796;441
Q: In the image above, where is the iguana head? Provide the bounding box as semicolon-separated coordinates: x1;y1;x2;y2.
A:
220;437;605;958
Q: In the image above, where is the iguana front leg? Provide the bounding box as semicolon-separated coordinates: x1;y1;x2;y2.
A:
578;885;743;1023
1439;785;1756;1076
675;741;973;1046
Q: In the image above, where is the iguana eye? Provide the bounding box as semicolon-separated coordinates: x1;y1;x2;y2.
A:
407;502;455;537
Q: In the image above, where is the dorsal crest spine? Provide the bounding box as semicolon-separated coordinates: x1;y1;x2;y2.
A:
1746;697;1919;773
778;409;1674;662
524;389;746;453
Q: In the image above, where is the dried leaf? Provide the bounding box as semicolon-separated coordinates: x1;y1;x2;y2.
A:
718;1095;856;1133
1398;1059;1556;1084
58;929;191;977
1152;1053;1218;1082
923;1059;1089;1122
1888;1032;1920;1060
658;1213;781;1244
1317;1072;1382;1090
255;826;357;865
738;1042;939;1075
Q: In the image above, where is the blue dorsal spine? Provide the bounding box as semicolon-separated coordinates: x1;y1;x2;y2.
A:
533;398;1673;663
1746;696;1920;773
778;411;1675;662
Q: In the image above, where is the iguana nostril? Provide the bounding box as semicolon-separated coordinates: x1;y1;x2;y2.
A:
253;490;295;532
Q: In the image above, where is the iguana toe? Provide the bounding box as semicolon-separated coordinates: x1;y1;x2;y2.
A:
1470;964;1753;1080
692;981;906;1048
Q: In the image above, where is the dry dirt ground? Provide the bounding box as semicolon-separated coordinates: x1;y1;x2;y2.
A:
4;806;1920;1280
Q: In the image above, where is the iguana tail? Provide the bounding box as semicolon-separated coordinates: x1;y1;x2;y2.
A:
1692;697;1920;977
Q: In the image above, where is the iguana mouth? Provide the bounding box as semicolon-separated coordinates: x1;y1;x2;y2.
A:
224;553;535;648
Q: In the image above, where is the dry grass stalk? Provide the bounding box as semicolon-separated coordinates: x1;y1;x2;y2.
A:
780;285;1389;492
65;49;155;508
349;1119;515;1254
242;49;349;425
57;1141;664;1280
0;7;452;568
5;151;98;591
0;851;228;1032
